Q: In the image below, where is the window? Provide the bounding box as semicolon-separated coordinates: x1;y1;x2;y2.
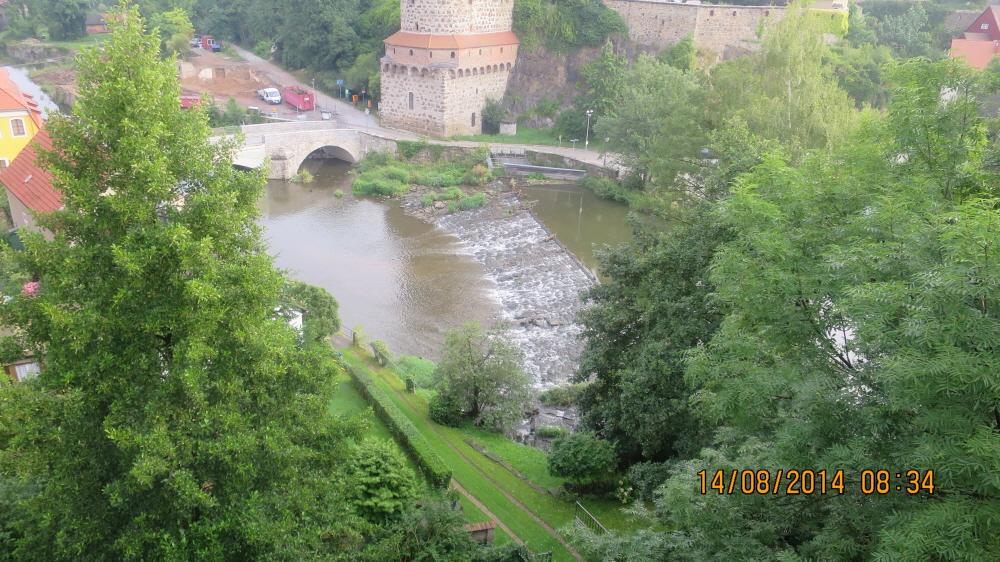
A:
409;49;414;55
732;10;737;16
709;9;714;16
409;92;414;110
983;23;990;29
0;159;8;173
451;51;456;58
14;362;40;382
471;113;476;127
10;118;25;137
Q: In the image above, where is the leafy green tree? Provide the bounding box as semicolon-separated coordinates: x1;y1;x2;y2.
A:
285;280;341;344
347;439;419;524
875;3;934;60
357;499;477;561
575;41;627;118
42;0;88;40
432;321;530;433
278;0;359;72
576;58;1000;562
657;34;696;72
594;55;708;193
547;432;615;484
709;5;859;152
481;97;510;135
0;8;363;559
344;51;381;101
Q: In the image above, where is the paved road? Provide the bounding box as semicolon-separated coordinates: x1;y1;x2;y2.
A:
228;44;619;171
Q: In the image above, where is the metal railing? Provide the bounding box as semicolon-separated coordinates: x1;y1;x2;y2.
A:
574;502;609;536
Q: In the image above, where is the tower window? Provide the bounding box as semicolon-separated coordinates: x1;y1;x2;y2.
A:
409;92;414;110
451;51;456;58
500;47;503;52
471;113;476;127
479;49;482;55
409;49;413;55
709;9;714;15
732;10;736;16
429;51;433;57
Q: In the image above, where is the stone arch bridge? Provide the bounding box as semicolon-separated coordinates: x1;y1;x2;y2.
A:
225;121;398;179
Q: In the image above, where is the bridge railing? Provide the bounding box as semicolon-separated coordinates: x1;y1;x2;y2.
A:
240;121;343;134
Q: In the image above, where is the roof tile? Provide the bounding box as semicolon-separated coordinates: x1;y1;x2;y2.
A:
0;128;61;214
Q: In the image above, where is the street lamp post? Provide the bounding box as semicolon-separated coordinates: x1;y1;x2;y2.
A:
312;78;316;118
585;109;593;153
603;137;609;167
570;138;579;151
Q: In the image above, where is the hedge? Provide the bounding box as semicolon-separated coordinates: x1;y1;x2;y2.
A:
344;362;453;488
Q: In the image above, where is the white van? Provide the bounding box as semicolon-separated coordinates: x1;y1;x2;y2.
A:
256;87;282;105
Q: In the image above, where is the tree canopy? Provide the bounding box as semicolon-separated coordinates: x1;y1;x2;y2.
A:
0;8;363;559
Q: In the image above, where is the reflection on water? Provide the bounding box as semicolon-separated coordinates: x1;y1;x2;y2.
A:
258;159;500;359
4;66;59;117
519;183;635;282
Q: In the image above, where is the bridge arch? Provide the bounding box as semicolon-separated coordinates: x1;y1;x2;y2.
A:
288;142;360;178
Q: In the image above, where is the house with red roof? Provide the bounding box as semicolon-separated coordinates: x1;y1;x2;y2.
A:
0;127;60;241
0;67;43;173
950;6;1000;69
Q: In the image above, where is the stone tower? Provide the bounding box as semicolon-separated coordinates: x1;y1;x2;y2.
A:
380;0;518;137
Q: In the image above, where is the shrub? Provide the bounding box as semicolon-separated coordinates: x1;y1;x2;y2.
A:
343;362;453;488
429;392;465;428
457;193;487;211
535;425;569;439
371;339;392;365
462;164;491;186
447;201;459;213
440;186;464;200
397;140;429;161
416;171;460;188
291;169;314;184
528;172;546;180
353;172;406;197
627;461;675;502
347;439;419;524
419;195;435;207
548;431;616;484
355;151;396;173
538;382;589;407
334;189;344;197
481;97;510;135
381;166;411;183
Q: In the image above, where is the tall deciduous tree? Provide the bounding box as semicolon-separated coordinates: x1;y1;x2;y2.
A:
0;8;362;559
433;321;530;433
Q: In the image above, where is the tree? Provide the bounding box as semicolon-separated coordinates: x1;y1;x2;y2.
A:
575;41;627;118
547;432;615;484
277;0;360;72
581;58;1000;562
432;321;530;433
347;439;419;524
42;0;88;40
481;97;510;135
0;8;363;559
285;280;341;344
358;498;478;562
657;34;696;72
594;55;708;193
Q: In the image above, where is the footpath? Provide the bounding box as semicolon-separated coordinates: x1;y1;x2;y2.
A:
227;44;618;171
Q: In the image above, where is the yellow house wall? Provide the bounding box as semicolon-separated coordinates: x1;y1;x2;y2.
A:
0;110;39;167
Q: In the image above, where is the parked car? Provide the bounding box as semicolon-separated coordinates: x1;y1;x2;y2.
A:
255;87;282;105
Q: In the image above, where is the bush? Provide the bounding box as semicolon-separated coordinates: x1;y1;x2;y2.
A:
348;439;419;524
355;151;395;173
334;189;344;197
343;362;453;488
447;201;459;213
353;171;407;197
419;195;435;207
627;461;675;502
439;186;464;200
381;166;410;183
535;425;569;439
548;431;616;484
538;382;589;407
462;164;491;186
528;172;547;180
397;140;429;161
291;169;314;184
457;193;487;211
429;392;465;428
482;97;510;135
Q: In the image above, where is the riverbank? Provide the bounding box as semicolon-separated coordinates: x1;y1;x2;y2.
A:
400;179;595;393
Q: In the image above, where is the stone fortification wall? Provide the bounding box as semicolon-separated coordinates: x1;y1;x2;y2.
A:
381;70;448;137
443;67;510;136
401;0;512;33
603;0;782;56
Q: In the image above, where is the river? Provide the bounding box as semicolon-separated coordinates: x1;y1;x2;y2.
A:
258;158;634;368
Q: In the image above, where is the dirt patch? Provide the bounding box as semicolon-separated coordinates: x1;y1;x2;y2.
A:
32;67;76;87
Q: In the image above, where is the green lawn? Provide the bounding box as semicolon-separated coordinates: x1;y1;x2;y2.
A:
340;351;573;560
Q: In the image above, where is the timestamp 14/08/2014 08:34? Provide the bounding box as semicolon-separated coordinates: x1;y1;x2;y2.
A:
697;469;935;495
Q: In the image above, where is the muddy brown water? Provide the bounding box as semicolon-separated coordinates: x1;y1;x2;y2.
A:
257;159;633;360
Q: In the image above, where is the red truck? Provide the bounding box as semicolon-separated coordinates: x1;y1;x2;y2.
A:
283;86;314;111
200;35;218;51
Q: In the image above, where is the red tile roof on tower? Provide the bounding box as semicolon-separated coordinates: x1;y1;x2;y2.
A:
0;68;43;127
384;31;519;49
0;128;61;214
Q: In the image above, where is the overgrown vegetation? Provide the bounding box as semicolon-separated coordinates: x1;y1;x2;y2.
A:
512;0;628;53
352;148;495;200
